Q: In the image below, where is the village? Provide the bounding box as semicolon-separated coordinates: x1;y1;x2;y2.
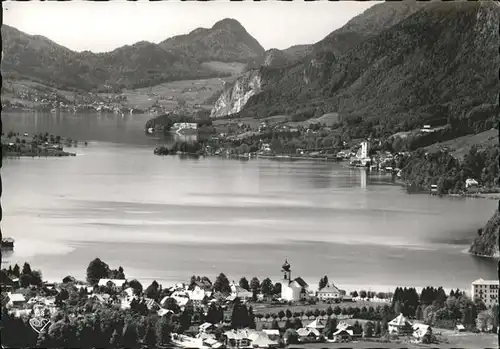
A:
1;259;497;348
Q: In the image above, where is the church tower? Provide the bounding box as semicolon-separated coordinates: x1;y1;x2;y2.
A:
281;258;291;284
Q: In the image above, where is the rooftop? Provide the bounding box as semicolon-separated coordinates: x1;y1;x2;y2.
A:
472;278;499;285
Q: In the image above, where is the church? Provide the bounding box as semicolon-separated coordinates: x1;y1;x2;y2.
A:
280;259;310;302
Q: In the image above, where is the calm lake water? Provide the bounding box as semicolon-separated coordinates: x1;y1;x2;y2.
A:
1;112;497;292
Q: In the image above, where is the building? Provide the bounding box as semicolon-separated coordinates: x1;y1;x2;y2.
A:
229;282;253;300
280;259;310;302
296;328;321;343
471;278;499;309
412;323;431;341
465;178;479;190
188;286;212;304
388;314;413;335
98;278;126;290
305;317;326;333
359;141;371;159
173;122;198;130
6;293;26;308
317;284;341;301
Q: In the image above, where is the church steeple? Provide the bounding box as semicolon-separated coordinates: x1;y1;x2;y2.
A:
281;258;291;282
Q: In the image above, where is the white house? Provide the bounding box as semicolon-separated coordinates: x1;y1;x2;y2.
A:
296;328;321;343
388;313;413;335
6;293;26;308
465;178;479;189
280;259;310;302
169;290;190;307
188;286;212;303
306;317;326;333
173;122;198;130
471;278;499;309
199;322;217;334
413;323;431;341
317;284;341;301
229;282;253;300
98;278;126;290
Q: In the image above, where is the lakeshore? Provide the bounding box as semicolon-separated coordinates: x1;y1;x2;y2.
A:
1;131;80;158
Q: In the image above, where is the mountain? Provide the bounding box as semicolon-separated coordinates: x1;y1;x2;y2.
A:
211;1;499;120
1;19;264;91
469;210;500;258
160;18;265;63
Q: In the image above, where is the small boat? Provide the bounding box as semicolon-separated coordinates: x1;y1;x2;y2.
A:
1;238;14;249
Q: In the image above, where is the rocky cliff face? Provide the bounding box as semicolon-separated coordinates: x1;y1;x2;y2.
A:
469;210;500;258
210;69;262;118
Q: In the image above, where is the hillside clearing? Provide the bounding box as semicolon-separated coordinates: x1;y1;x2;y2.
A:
201;61;247;75
425;129;498;159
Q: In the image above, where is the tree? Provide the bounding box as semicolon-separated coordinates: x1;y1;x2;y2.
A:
286;309;293;318
359;290;367;299
30;270;43;287
86;258;110;285
271;319;280;330
12;264;20;278
109;329;122;347
22;262;32;275
213;273;231;294
231;298;250;329
324;317;337;339
293;317;303;330
179;302;194;332
128;279;143;295
333;306;341;315
283;329;299;344
162;298;180;313
145;280;160;300
122;322;139;349
261;278;274;298
250;277;260;294
363;321;374;337
20;274;31;288
375;321;382;337
273;283;282;296
239;277;250;291
477;310;494;332
326;306;333;316
156;316;173;345
206;302;223;325
351;291;358;298
319;276;329;290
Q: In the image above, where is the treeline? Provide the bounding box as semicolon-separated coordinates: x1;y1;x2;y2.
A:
399;144;499;194
391;286;498;331
258;304;394;323
154;142;204;156
1;262;43;288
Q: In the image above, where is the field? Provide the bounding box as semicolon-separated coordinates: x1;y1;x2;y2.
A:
103;76;238;111
425;129;498;159
201;61;247;75
288;332;497;349
251;300;388;315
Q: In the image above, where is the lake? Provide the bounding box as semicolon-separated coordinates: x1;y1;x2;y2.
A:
1;112;497;292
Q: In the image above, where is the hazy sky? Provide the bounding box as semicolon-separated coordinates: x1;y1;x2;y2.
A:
3;1;378;53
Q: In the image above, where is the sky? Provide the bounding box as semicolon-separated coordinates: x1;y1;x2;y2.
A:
3;1;378;53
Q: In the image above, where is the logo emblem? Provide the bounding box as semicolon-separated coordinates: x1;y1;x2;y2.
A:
29;317;50;334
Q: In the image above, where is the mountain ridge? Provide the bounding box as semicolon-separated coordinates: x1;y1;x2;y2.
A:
211;1;498;121
1;18;265;91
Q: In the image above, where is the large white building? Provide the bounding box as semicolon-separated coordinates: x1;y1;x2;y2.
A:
317;284;341;301
471;278;499;309
280;259;310;302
